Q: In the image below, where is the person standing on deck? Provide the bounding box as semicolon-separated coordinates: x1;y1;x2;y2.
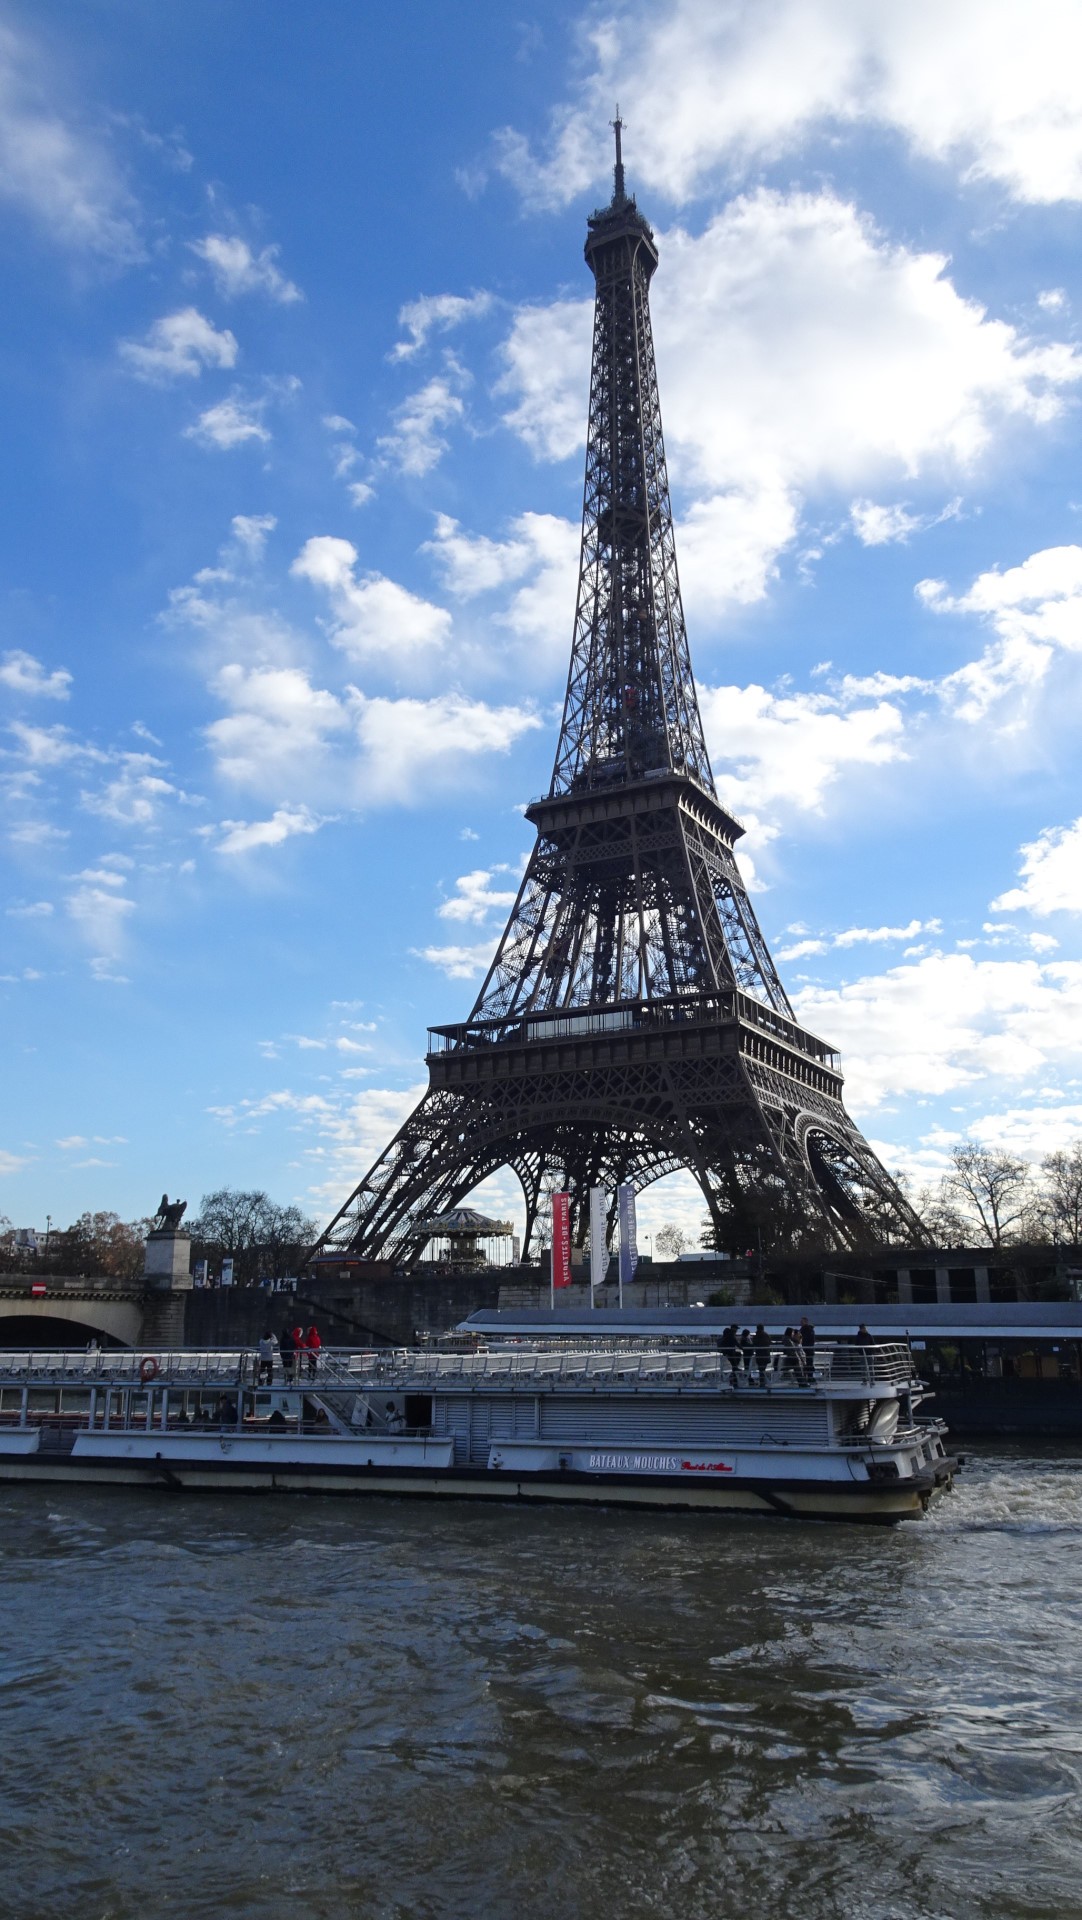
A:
800;1317;816;1381
721;1324;741;1386
279;1323;295;1384
304;1323;322;1378
257;1329;275;1386
753;1324;772;1387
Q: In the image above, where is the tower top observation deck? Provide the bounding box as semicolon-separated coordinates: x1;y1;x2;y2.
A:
585;112;658;274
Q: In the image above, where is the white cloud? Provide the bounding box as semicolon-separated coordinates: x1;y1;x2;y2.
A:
188;233;302;303
667;195;1082;495
7;821;68;846
1038;288;1069;314
206;665;351;789
425;512;540;597
120;308;238;382
920;544;1082;720
0;650;71;699
391;291;493;361
347;482;375;508
216;806;322;855
66;875;135;961
351;692;541;806
497;1;1082;210
0;1149;30;1175
834;918;940;948
210;1087;336;1125
660;193;1080;491
498;191;1080;608
230;513;276;557
80;758;183;827
378;374;465;476
699;681;907;816
778;918;940;961
850;501;925;546
0;20;141;258
966;1102;1082;1160
498;299;591;461
437;869;518;924
292;536;451;660
992;817;1082;915
202;655;536;812
793;952;1082;1111
676;486;799;616
414;941;495;980
6;899;53;918
8;721;105;766
424;510;579;665
184;390;270;449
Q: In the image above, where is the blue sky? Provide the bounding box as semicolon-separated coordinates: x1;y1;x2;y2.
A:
3;0;1082;1246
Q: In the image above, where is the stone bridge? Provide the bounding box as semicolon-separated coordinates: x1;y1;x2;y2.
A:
0;1274;184;1349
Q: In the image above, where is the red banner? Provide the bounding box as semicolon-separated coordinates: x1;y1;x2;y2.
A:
551;1191;571;1290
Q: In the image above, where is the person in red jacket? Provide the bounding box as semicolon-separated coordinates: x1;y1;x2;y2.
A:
304;1322;322;1378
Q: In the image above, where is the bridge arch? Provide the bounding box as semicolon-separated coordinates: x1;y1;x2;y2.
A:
0;1298;142;1348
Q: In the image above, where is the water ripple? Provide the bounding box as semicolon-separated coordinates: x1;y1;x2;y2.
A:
0;1450;1079;1919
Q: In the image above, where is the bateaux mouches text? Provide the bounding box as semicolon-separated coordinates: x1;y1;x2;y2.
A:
586;1453;735;1474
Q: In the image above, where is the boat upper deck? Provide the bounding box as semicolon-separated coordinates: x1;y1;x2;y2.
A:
0;1340;920;1399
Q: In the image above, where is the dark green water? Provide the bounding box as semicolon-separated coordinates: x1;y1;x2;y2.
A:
1;1448;1079;1920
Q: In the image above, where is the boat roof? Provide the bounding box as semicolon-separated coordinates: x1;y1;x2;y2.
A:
459;1303;1082;1342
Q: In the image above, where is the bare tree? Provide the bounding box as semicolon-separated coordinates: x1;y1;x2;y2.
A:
914;1183;969;1247
190;1189;317;1284
941;1144;1031;1248
655;1222;690;1258
1041;1144;1082;1245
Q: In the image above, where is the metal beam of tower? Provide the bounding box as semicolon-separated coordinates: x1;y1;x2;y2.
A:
309;132;928;1270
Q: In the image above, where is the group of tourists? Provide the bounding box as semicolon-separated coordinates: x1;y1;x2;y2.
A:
719;1318;818;1387
717;1319;878;1387
254;1322;322;1385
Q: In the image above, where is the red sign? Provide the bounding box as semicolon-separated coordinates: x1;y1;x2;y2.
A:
30;1281;46;1297
551;1191;571;1290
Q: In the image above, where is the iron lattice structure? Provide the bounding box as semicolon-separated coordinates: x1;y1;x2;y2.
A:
313;131;925;1267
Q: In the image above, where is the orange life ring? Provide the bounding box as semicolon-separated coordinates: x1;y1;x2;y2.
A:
140;1357;160;1384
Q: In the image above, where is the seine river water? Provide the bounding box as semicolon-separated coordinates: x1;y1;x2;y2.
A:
1;1447;1080;1920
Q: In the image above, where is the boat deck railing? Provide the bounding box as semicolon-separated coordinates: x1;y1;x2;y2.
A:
0;1341;918;1394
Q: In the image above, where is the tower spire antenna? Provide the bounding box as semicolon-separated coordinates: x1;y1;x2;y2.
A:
611;104;625;202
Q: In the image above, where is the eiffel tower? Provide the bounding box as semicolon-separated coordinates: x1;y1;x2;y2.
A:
313;124;924;1267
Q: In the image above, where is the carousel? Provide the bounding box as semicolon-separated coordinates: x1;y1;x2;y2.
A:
416;1207;515;1270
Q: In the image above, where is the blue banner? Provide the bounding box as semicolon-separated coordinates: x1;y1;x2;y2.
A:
617;1183;638;1291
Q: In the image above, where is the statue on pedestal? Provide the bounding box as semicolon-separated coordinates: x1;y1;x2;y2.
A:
151;1194;188;1235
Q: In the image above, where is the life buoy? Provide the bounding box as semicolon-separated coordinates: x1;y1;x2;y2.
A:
140;1357;160;1384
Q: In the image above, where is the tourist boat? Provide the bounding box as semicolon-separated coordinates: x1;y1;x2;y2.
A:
0;1336;958;1521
